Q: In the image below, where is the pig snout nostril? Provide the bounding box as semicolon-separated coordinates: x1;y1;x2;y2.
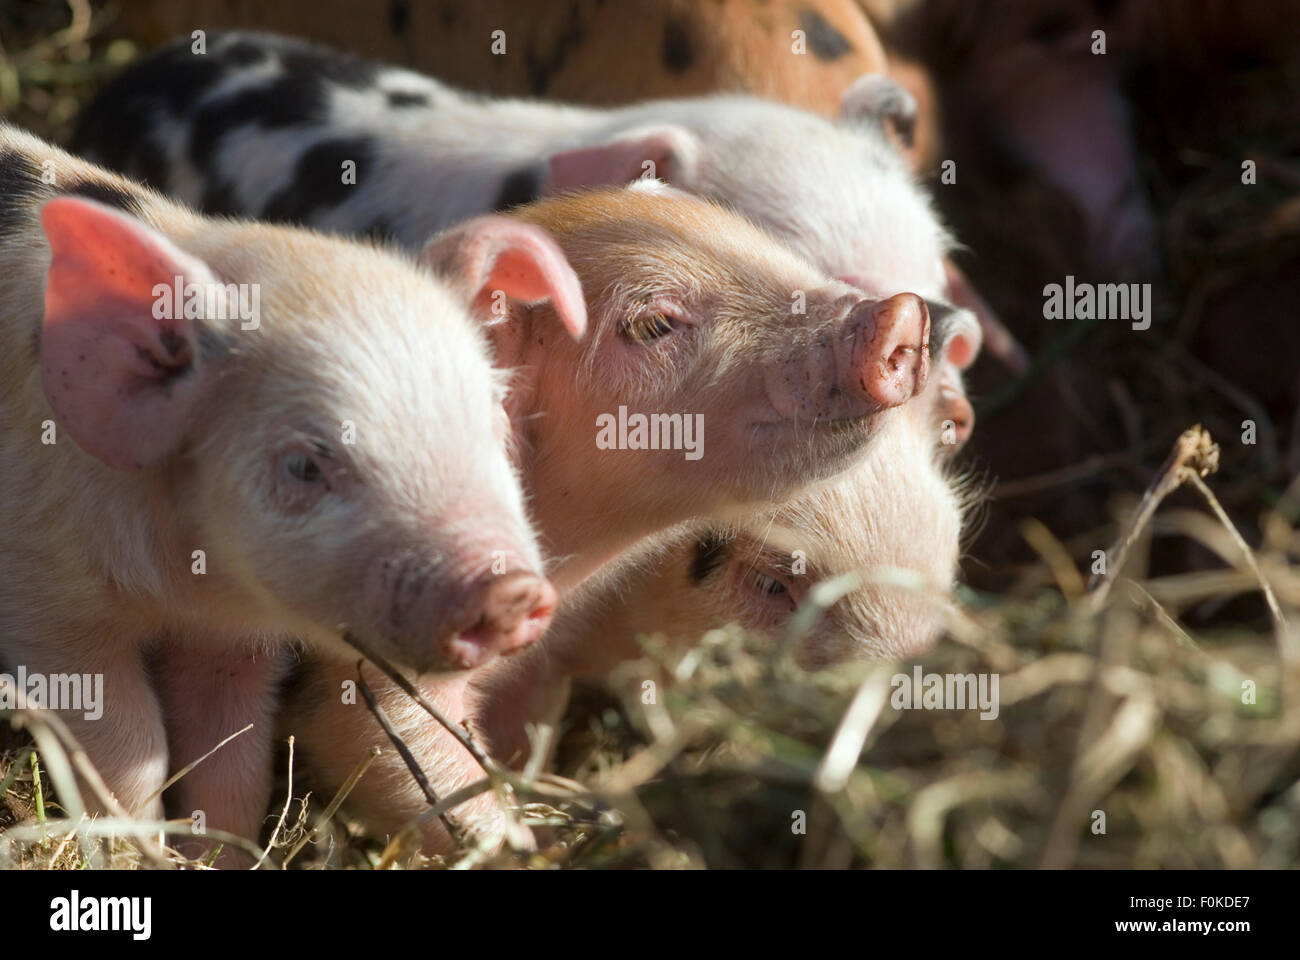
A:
442;572;556;669
857;293;931;409
486;572;552;626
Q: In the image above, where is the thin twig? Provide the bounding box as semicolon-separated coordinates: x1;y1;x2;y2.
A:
282;745;381;867
1088;425;1220;609
403;778;497;834
342;638;539;855
138;724;253;810
353;661;461;842
252;736;294;871
1184;471;1292;659
342;633;499;776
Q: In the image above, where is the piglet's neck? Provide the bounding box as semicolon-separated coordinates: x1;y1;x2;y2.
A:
522;459;678;597
495;308;692;596
498;390;667;596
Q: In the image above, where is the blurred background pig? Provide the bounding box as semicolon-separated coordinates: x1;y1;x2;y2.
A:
0;126;566;857
109;0;938;170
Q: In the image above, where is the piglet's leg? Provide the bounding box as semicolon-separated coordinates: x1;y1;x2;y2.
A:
153;640;287;866
281;660;499;854
11;629;169;822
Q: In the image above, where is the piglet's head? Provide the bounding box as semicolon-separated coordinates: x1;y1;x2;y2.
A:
493;185;930;515
683;395;968;669
40;197;555;673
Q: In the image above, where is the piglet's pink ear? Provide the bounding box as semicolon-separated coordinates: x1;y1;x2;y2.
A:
424;215;587;342
544;125;700;193
41;196;214;471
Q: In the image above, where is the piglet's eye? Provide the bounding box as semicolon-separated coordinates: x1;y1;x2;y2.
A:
753;573;788;597
621;312;676;343
284;453;323;483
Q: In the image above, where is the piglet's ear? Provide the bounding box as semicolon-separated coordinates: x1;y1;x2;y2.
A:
839;73;917;149
930;301;982;373
544;124;700;193
425;215;587;345
41;196;215;471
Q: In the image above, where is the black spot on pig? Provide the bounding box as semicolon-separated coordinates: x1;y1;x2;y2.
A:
145;43;230;111
61;179;145;218
222;38;271;66
662;18;696;73
386;90;430;108
799;8;852;61
261;137;373;223
188;76;332;175
493;167;542;212
690;532;733;585
0;149;44;234
280;43;379;90
71;39;228;177
72;109;170;192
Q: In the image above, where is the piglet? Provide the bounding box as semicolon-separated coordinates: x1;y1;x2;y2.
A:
0;124;578;860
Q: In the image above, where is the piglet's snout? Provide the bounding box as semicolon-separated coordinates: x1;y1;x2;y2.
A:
368;553;557;673
849;293;931;409
443;571;557;670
